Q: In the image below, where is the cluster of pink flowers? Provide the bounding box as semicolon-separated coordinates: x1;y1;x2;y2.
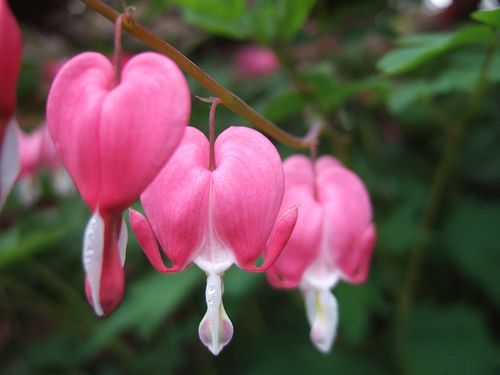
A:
1;0;376;355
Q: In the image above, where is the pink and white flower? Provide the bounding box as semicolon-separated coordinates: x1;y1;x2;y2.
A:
47;52;190;316
130;126;297;354
267;155;376;352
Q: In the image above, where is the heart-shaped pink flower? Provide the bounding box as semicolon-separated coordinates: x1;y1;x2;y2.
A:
267;155;376;352
0;0;22;209
47;51;190;316
130;125;297;354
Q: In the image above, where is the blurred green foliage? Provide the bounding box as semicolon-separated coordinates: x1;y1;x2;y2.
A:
1;1;500;374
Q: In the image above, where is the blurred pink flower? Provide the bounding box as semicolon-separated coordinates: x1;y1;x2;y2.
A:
17;128;43;204
0;0;22;209
130;126;297;354
267;155;376;352
234;45;280;77
47;52;190;316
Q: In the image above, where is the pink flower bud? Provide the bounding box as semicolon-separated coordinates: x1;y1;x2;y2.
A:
47;52;190;316
267;155;376;352
234;45;280;78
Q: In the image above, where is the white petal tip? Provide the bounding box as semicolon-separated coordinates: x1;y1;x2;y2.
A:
83;212;105;317
93;306;104;317
199;312;234;355
198;273;234;355
0;118;20;209
304;288;338;354
310;328;333;353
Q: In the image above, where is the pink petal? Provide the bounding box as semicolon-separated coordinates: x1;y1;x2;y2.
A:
315;155;342;173
0;0;22;123
318;163;374;283
267;156;322;287
46;52;190;211
0;118;20;208
212;126;285;270
341;223;376;284
129;208;184;273
138;127;211;270
242;205;298;272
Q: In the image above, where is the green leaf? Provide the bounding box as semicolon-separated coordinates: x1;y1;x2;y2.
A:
0;228;66;268
378;25;493;75
409;305;500;375
336;282;381;344
387;81;425;115
445;200;500;307
165;0;315;42
81;269;203;359
472;8;500;29
299;63;358;112
166;0;251;40
267;0;317;41
262;91;307;122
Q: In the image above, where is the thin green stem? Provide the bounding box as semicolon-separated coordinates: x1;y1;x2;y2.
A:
396;35;498;373
80;0;318;149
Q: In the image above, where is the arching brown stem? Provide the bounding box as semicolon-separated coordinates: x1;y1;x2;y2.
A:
80;0;322;149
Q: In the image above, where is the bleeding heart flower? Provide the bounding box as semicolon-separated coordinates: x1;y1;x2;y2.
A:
234;45;280;78
0;0;22;209
267;155;376;352
47;51;190;316
17;128;43;204
130;125;297;355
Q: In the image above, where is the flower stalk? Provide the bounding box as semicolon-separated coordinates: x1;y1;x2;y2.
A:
80;0;320;149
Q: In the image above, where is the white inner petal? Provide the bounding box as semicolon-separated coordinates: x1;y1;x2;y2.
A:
0;118;20;209
118;216;128;267
194;182;234;274
300;215;341;290
198;272;234;355
82;212;105;316
303;288;338;353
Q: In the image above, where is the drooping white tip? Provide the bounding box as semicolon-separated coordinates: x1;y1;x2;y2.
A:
118;216;127;267
303;288;338;353
0;118;20;210
83;212;105;316
198;273;234;355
